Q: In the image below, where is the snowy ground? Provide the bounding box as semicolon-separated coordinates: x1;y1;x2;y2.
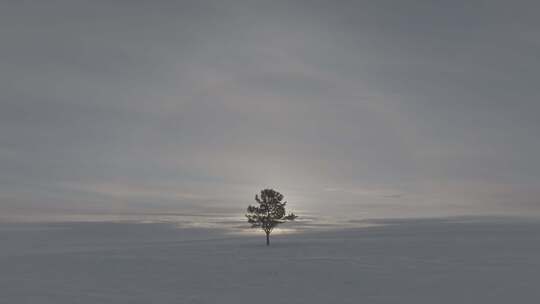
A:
2;217;540;303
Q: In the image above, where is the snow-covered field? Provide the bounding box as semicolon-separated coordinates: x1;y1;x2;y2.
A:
2;217;540;303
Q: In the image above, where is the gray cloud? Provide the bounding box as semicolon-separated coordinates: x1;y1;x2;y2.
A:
1;0;539;219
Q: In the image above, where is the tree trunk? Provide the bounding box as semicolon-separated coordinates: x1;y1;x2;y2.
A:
266;232;270;246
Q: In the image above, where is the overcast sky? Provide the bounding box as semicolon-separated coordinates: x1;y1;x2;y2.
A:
1;0;539;220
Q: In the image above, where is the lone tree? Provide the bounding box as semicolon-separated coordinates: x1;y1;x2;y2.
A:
246;188;297;246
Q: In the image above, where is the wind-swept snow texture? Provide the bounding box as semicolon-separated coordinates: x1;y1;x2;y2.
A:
2;218;540;303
